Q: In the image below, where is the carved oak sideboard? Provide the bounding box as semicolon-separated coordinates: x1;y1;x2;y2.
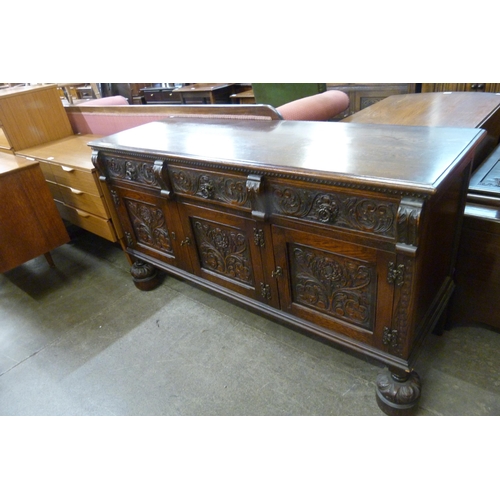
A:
89;119;485;415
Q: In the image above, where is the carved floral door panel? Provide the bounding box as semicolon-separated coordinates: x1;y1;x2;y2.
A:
112;186;192;272
271;225;395;348
177;203;279;306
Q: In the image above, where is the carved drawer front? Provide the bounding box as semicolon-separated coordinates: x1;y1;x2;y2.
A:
98;154;163;190
51;163;102;196
268;179;398;241
168;164;253;212
272;225;394;348
179;203;273;305
55;200;116;242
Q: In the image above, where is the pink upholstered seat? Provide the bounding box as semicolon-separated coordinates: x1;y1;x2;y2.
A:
276;90;350;121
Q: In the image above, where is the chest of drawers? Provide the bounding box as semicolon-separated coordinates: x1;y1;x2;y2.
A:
17;135;122;243
89;119;485;415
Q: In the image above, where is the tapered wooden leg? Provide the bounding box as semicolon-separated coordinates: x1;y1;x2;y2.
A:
376;369;421;416
44;252;56;268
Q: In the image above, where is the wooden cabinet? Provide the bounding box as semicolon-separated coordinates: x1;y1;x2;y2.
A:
0;84;125;245
16;135;122;243
0;153;69;273
89;119;484;415
453;145;500;329
142;86;181;104
172;83;237;104
422;83;500;93
326;83;416;118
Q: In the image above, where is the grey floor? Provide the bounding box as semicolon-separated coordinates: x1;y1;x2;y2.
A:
1;227;500;416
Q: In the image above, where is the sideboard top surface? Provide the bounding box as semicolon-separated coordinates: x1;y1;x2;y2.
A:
89;119;485;193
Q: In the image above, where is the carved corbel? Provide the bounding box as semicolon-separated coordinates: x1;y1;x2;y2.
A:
91;150;107;181
246;174;266;221
153;160;173;199
396;197;424;255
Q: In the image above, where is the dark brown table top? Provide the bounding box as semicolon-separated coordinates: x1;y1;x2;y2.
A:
89;119;485;195
343;91;500;129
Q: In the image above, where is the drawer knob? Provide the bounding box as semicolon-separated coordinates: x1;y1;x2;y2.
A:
70;188;83;195
61;166;75;172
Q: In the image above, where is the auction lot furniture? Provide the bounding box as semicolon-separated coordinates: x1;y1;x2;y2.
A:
172;83;236;104
0;153;69;273
342;92;500;169
16;135;122;244
454;148;500;329
344;92;500;330
89;119;484;415
0;84;125;248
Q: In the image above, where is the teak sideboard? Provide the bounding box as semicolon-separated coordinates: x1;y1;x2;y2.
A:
89;119;484;415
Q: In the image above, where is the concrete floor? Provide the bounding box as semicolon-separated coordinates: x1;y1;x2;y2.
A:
1;227;500;416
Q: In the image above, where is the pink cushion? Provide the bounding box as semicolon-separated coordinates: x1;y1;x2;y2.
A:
67;112;170;135
277;90;350;121
79;95;130;106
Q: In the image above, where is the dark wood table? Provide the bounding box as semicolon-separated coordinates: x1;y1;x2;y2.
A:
89;119;484;415
343;91;500;169
172;83;236;104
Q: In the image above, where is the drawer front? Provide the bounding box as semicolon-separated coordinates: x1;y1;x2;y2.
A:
51;164;101;196
55;200;116;242
144;90;164;103
168;164;253;213
39;160;56;182
97;154;163;191
58;184;110;218
267;179;399;242
46;180;63;201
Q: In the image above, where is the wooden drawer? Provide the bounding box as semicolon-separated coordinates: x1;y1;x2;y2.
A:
50;163;102;196
267;178;399;243
46;179;63;201
39;160;56;182
167;163;253;213
58;184;110;218
55;200;117;242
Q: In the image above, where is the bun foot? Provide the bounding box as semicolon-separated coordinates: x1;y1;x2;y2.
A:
376;369;421;416
130;260;161;291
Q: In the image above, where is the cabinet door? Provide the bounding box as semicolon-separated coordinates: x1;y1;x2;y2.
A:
177;203;278;306
112;185;191;272
272;225;395;348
